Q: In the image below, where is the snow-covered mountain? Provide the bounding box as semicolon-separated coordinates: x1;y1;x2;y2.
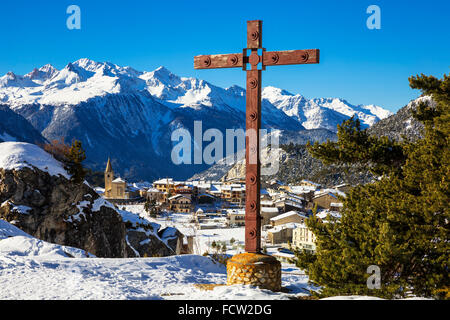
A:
262;86;391;131
0;59;390;180
0;105;47;144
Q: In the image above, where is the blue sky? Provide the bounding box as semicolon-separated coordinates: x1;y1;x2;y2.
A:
0;0;448;112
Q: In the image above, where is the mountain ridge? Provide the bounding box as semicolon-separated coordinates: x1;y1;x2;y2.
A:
0;58;391;181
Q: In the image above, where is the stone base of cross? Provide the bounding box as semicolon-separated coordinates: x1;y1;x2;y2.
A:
194;20;319;291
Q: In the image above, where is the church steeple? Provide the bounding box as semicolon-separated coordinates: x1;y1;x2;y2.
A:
104;158;114;198
105;158;113;173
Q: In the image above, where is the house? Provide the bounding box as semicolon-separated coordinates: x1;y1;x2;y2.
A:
270;210;307;226
260;200;275;207
333;183;351;193
174;184;193;196
260;207;280;226
168;194;192;213
316;209;341;221
197;193;216;204
313;189;345;210
274;196;305;213
330;202;344;212
220;184;245;205
153;178;176;199
267;222;302;245
292;223;316;252
227;209;246;227
289;186;315;202
229;185;245;205
144;187;162;203
292;210;342;253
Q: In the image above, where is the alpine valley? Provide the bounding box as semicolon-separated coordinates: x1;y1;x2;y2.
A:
0;59;392;181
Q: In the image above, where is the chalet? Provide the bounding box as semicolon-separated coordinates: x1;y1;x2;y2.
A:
333;183;351;193
260;207;280;226
274;196;305;213
220;184;245;205
313;189;345;210
270;210;307;226
293;210;342;253
289;186;315;202
153;178;175;194
168;194;192;213
330;202;344;212
174;184;194;198
227;209;246;227
267;222;302;245
144;187;162;203
197;193;216;204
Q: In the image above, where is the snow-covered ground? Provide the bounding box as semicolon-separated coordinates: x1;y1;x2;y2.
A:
121;204;272;256
3;205;421;300
0;218;312;300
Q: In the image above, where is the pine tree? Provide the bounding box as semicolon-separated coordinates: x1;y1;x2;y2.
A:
65;140;87;184
294;73;449;299
144;198;158;218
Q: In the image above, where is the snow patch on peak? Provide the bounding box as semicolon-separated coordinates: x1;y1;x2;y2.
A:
263;86;294;98
39;63;57;73
264;87;390;131
73;58;103;70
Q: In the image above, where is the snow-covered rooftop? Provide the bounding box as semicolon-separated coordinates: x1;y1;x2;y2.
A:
261;207;279;213
270;210;306;221
269;222;303;233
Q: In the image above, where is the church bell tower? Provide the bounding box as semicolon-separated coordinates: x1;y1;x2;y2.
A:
104;158;113;198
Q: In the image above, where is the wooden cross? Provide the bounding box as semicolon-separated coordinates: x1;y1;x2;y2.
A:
194;20;320;253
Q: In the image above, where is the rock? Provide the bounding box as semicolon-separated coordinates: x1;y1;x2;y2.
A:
158;226;184;254
0;164;183;258
125;229;173;257
0;167;128;257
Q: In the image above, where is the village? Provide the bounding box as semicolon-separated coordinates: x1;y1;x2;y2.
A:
97;158;347;263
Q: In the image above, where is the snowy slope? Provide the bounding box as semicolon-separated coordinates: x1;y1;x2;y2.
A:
0;217;420;300
0;141;69;178
0;216;311;300
0;219;93;258
0;105;47;144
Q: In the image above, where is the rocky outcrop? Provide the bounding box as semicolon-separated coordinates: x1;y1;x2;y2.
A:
368;96;431;142
0;164;184;258
0;166;128;257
